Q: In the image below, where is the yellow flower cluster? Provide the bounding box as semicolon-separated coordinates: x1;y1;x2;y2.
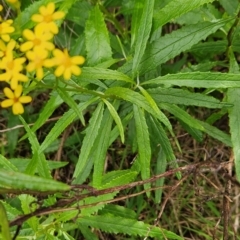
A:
0;2;85;115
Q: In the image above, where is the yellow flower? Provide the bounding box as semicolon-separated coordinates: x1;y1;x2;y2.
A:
31;2;65;34
1;85;32;115
0;5;3;12
26;49;49;80
0;39;16;57
20;25;54;52
0;52;28;89
45;49;85;80
0;20;15;42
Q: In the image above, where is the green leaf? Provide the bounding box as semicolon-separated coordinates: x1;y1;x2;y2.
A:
92;108;113;187
99;204;137;219
73;102;104;183
147;116;176;162
80;192;118;217
0;154;18;171
103;99;124;143
160;103;204;130
19;116;51;179
131;0;144;47
132;0;154;76
190;40;227;59
110;112;133;145
0;170;70;192
148;88;229;108
57;87;85;126
0;202;11;240
101;170;138;189
65;0;92;27
105;87;172;130
79;67;134;83
78;215;183;239
143;72;240;88
138;86;167;119
38;98;98;153
78;225;98;240
153;0;215;30
9;158;68;172
121;18;233;76
19;194;38;231
228;88;240;180
85;5;112;66
219;0;239;15
197;120;232;147
133;105;151;194
20;93;64;141
155;148;167;204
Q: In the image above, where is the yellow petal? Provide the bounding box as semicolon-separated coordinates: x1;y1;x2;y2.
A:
48;22;58;34
1;99;14;108
1;34;10;42
14;85;23;98
10;79;18;90
0;73;11;81
3;87;14;98
23;29;35;40
71;65;81;76
63;68;71;80
71;56;85;65
13;102;24;115
54;65;64;77
31;14;43;22
39;5;47;15
26;62;35;72
53;11;65;20
20;41;33;52
44;59;55;68
36;67;44;80
46;2;55;14
0;39;6;51
19;96;32;103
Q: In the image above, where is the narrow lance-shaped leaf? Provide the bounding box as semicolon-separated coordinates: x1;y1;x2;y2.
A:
197;120;232;147
131;0;144;47
0;170;70;192
138;85;166;118
78;215;183;239
0;202;11;240
155;148;167;204
38;97;98;153
20;93;64;141
0;154;18;171
19;116;51;179
133;105;151;195
132;0;154;76
73;102;104;183
79;67;134;83
92;108;114;188
57;87;85;126
105;87;172;130
227;49;240;180
148;116;176;162
120;18;233;76
160;103;204;130
148;87;230;108
102;99;124;143
143;72;240;88
153;0;215;30
85;5;112;66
